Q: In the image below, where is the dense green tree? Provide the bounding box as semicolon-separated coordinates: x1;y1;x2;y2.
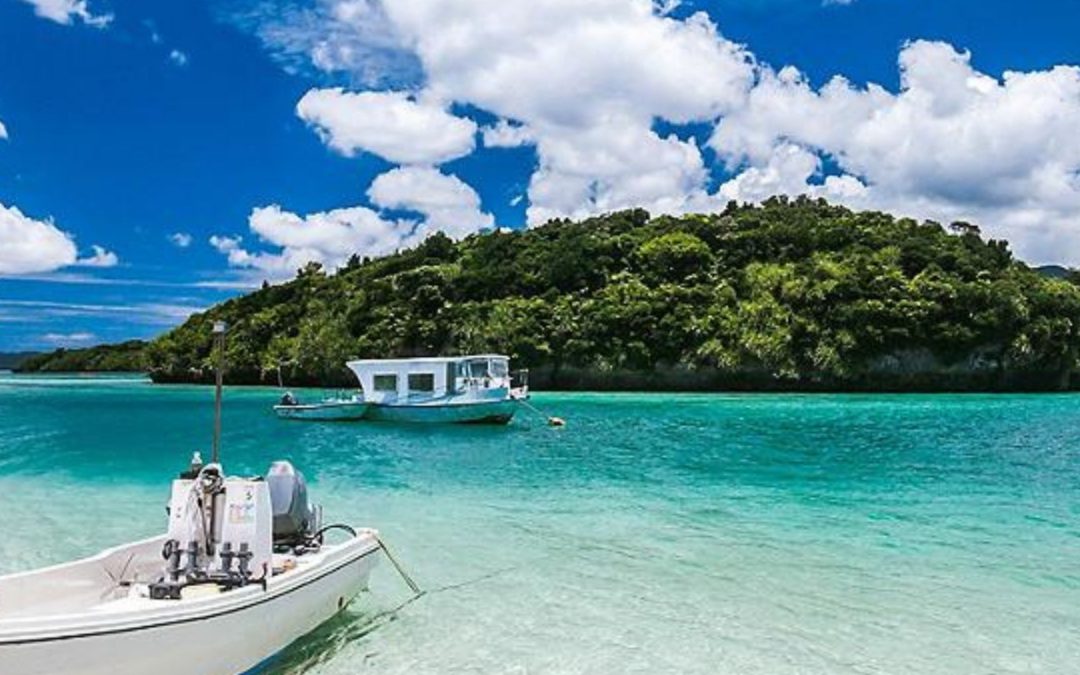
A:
22;198;1080;391
636;232;713;284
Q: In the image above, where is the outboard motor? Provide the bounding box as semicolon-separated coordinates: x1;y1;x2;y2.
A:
266;460;319;548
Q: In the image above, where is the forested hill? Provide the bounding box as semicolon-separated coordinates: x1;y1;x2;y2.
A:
15;341;147;373
22;198;1080;391
0;352;40;370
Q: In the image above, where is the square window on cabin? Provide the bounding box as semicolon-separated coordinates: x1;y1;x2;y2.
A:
491;360;508;378
373;374;398;392
469;361;488;378
408;373;435;392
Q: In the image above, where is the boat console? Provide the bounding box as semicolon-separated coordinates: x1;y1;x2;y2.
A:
149;457;321;599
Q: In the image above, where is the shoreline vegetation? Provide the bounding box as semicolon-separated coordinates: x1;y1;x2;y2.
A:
17;197;1080;392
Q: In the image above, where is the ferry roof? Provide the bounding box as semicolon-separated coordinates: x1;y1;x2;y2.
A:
346;354;509;366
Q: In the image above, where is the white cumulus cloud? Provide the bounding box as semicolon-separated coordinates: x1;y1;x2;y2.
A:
378;0;754;222
211;205;414;279
296;88;477;165
0;119;8;141
712;40;1080;263
367;166;493;238
272;0;753;222
77;245;119;268
482;120;534;149
211;166;492;280
169;49;189;67
224;0;421;86
169;232;193;248
20;0;112;28
0;203;119;275
239;0;1080;265
42;331;97;345
0;202;78;275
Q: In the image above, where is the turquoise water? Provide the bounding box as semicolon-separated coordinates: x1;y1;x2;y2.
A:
1;374;1078;674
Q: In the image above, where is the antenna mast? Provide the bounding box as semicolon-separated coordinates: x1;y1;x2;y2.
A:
212;321;227;464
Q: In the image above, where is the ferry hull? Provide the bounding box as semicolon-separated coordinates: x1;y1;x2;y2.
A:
0;535;380;675
364;398;518;425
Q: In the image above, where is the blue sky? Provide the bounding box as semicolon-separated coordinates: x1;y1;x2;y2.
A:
2;0;1080;351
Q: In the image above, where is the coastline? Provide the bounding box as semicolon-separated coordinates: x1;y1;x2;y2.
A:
9;367;1079;393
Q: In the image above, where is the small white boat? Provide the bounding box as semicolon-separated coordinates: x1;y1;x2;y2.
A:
346;355;528;425
274;391;369;421
0;460;380;675
0;322;385;675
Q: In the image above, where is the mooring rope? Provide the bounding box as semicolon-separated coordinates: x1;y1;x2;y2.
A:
374;534;423;597
514;396;566;426
372;534;520;617
378;564;518;616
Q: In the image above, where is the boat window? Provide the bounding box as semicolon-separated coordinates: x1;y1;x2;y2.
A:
490;359;508;378
373;374;397;392
408;373;435;392
469;360;488;378
447;362;460;392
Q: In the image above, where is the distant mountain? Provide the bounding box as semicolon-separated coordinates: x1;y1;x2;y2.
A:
0;352;40;370
1036;265;1073;279
15;341;147;373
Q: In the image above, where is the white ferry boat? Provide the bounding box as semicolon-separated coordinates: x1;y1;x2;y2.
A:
346;355;527;424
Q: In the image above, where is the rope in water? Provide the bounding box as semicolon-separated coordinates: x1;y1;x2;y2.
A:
374;534;423;597
378;564;518;616
372;534;521;617
514;397;566;427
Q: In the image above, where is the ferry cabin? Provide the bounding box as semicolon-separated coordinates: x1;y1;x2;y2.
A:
345;355;517;405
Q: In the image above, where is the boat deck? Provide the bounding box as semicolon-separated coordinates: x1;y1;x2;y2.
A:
0;532;378;626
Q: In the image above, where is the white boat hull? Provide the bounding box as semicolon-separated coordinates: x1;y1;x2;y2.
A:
0;533;381;675
274;401;369;421
365;398;518;424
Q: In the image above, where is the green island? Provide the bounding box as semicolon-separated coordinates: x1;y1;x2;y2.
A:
17;197;1080;391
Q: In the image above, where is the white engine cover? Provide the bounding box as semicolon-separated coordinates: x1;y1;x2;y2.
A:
165;475;272;580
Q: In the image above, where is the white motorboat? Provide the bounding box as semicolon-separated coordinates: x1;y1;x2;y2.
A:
346;355;529;424
274;391;369;421
0;461;380;675
0;322;385;674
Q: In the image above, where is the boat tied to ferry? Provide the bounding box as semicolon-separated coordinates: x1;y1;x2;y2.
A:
273;390;369;421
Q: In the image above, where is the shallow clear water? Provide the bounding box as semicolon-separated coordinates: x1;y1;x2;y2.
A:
1;374;1078;674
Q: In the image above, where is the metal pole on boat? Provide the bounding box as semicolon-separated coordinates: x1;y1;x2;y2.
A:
212;321;226;464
